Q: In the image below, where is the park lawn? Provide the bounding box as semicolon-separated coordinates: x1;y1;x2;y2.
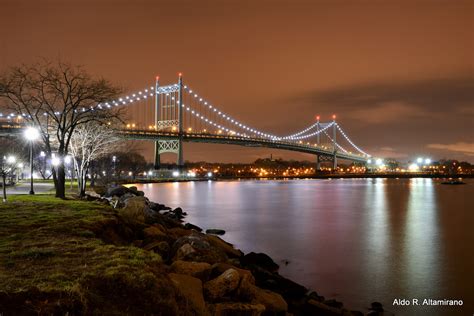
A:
0;195;162;296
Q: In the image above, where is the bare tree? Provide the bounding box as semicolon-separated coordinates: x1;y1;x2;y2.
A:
0;138;23;202
0;60;122;198
69;122;121;197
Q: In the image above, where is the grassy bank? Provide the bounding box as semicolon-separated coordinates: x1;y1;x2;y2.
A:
0;195;182;314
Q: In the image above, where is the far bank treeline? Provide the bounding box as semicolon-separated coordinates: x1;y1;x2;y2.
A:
0;60;127;198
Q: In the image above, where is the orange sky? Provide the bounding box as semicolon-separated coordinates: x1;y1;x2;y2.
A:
1;0;472;162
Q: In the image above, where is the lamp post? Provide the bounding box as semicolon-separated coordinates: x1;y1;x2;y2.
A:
23;127;40;195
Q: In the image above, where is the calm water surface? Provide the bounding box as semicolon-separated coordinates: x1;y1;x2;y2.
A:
134;178;473;316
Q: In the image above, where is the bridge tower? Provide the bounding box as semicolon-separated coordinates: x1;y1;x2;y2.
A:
153;74;184;170
316;116;321;171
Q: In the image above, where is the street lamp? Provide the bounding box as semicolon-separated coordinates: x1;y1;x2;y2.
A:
23;127;40;195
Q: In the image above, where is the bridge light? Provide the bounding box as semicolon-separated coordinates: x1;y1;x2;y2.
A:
178;72;182;77
316;115;320;121
156;75;159;81
416;157;423;164
188;127;192;132
424;158;431;165
332;114;336;120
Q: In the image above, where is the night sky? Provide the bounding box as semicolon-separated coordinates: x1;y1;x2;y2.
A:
1;0;472;163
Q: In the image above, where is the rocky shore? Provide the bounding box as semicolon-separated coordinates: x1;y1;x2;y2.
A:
83;184;386;316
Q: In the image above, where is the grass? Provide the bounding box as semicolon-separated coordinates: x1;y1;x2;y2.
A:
0;195;162;294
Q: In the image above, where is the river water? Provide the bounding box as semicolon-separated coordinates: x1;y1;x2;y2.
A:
133;178;473;316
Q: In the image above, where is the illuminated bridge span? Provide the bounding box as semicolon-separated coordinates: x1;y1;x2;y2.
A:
0;74;370;170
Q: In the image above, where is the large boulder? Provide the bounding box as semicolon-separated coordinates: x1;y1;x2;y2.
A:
149;201;168;212
250;287;287;315
240;252;279;272
175;243;198;260
171;260;212;282
207;303;265;316
244;265;307;302
171;233;228;264
235;272;287;315
203;268;240;301
206;229;226;235
210;263;255;285
184;223;203;232
105;185;135;198
169;273;209;316
206;235;243;259
118;196;155;225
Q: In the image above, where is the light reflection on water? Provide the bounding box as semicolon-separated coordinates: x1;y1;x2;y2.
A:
135;178;473;315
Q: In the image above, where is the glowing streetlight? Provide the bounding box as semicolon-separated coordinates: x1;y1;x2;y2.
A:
375;158;383;166
6;155;16;164
172;171;179;177
207;172;213;178
23;127;40;195
416;157;423;164
424;158;431;165
51;156;60;167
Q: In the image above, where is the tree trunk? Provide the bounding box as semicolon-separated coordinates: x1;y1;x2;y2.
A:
55;163;66;199
2;174;6;203
78;166;88;198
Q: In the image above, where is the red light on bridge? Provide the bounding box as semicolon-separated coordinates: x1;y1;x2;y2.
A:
155;75;159;81
178;72;183;77
332;114;336;120
316;115;320;121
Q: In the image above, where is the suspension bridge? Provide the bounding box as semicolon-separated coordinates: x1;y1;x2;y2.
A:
0;74;370;170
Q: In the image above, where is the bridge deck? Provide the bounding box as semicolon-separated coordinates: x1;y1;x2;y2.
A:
119;130;368;163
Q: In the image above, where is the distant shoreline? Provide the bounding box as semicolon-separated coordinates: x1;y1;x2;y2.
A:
121;173;472;184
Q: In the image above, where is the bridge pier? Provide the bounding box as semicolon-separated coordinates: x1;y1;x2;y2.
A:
333;153;337;171
316;155;321;172
154;142;161;169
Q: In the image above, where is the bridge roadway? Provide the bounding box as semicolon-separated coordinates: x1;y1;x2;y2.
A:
0;123;367;163
119;129;368;163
